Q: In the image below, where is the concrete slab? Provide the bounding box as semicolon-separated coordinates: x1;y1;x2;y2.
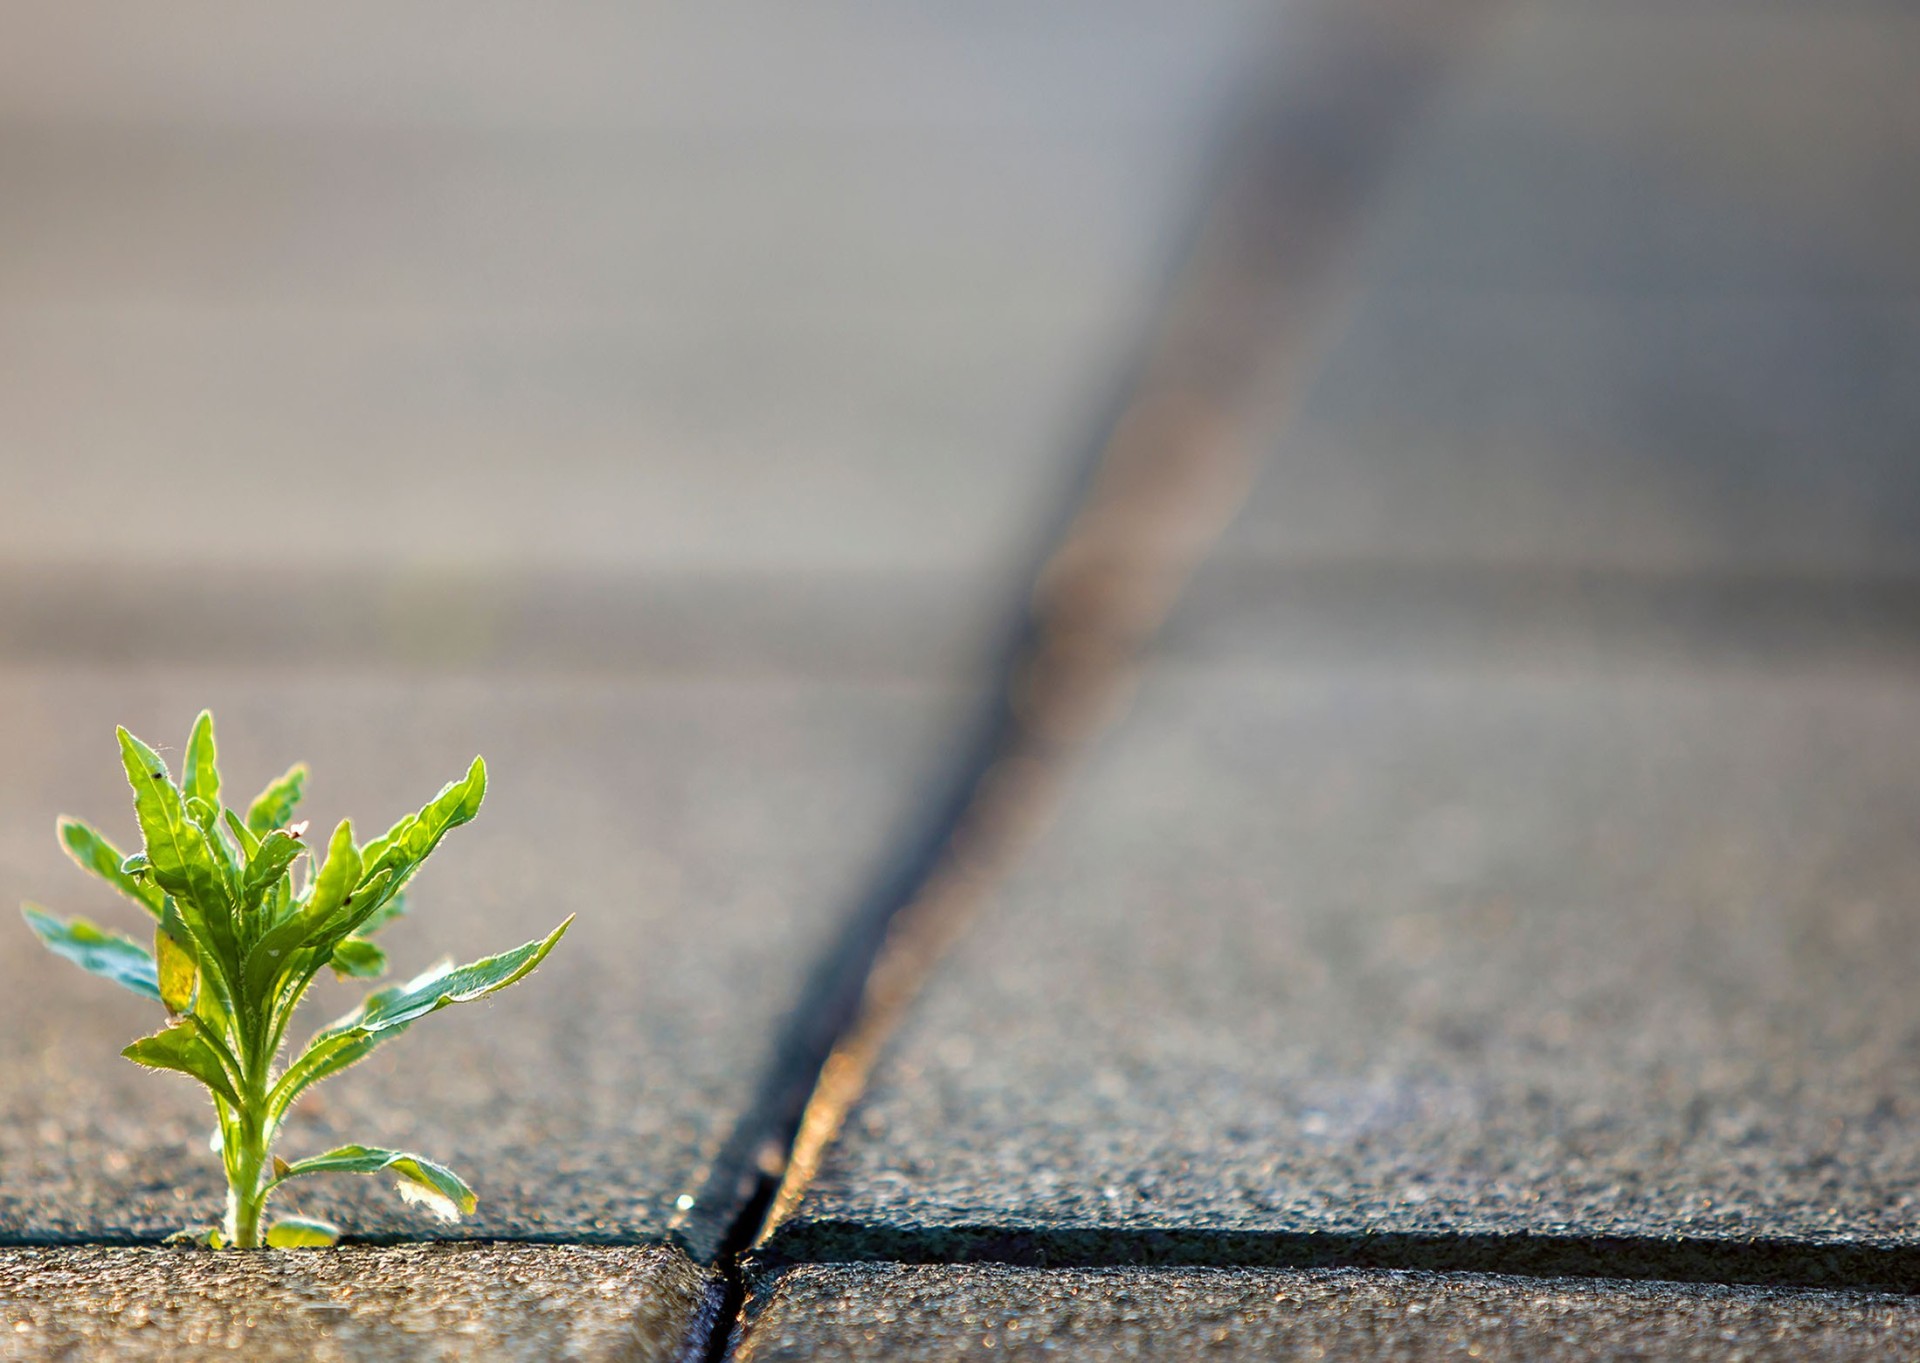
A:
0;662;959;1258
1220;4;1920;575
777;654;1920;1272
734;1263;1920;1363
1365;7;1920;293
0;1243;713;1363
0;0;1269;1268
1228;294;1920;577
0;3;1263;579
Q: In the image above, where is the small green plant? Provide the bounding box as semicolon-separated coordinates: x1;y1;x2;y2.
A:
21;711;570;1249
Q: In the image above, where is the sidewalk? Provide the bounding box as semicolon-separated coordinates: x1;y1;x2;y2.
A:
5;1;1920;1359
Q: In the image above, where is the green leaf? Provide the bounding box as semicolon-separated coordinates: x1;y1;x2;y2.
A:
268;1145;475;1221
21;905;160;1002
188;794;243;893
155;906;199;1015
240;828;307;916
272;917;570;1116
222;809;262;861
265;1216;341;1248
322;916;570;1041
58;818;165;918
117;728;232;935
123;1021;240;1105
268;1029;383;1119
359;757;486;893
182;710;221;807
245;764;308;836
241;820;359;1009
328;937;387;979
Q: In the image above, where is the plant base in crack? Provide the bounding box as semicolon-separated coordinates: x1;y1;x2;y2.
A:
22;710;571;1249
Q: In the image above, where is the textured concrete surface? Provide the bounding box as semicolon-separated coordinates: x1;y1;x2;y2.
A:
0;663;959;1256
781;656;1920;1264
735;1263;1920;1363
0;1243;713;1363
1221;5;1920;576
0;0;1267;1267
771;0;1920;1277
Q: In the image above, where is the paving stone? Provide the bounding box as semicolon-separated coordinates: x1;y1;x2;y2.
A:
734;1262;1920;1363
0;1243;713;1363
780;652;1920;1268
0;3;1260;579
0;661;968;1257
1364;7;1920;293
1226;294;1920;576
1220;5;1920;574
0;0;1266;1269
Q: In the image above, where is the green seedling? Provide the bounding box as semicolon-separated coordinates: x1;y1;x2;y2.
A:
22;711;570;1249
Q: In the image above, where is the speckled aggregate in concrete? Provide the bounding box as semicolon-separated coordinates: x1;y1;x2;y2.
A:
0;0;1271;1264
785;659;1920;1258
735;1263;1920;1363
0;1243;712;1363
0;664;960;1257
777;0;1920;1273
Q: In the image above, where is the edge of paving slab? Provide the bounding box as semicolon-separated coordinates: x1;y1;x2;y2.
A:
756;1222;1920;1296
0;1242;720;1363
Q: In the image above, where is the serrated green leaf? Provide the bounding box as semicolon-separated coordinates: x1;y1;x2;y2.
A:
271;917;569;1117
155;909;198;1015
123;1021;240;1105
268;1145;475;1220
322;915;569;1041
265;1216;341;1248
22;905;161;1002
328;937;387;979
182;710;221;807
245;764;308;836
358;757;486;894
58;818;165;918
267;1029;383;1120
118;728;232;940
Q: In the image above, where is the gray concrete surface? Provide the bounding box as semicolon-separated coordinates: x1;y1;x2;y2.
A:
781;655;1920;1262
771;0;1920;1277
735;1263;1920;1362
0;0;1269;1269
1221;5;1920;576
0;1244;713;1363
0;663;965;1255
0;2;1262;581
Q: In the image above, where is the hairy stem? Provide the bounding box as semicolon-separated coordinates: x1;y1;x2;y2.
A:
222;1038;275;1248
223;1112;271;1248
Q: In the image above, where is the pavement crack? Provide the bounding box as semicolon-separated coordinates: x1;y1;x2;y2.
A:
750;1224;1920;1297
682;4;1508;1357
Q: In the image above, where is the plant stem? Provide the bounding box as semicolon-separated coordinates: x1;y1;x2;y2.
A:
223;1081;272;1248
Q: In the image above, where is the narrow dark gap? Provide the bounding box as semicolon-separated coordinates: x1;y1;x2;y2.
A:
687;5;1526;1356
753;1225;1920;1298
680;116;1241;1363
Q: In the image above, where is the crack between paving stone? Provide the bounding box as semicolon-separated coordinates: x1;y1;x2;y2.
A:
0;7;1500;1361
751;1225;1920;1299
685;3;1516;1357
